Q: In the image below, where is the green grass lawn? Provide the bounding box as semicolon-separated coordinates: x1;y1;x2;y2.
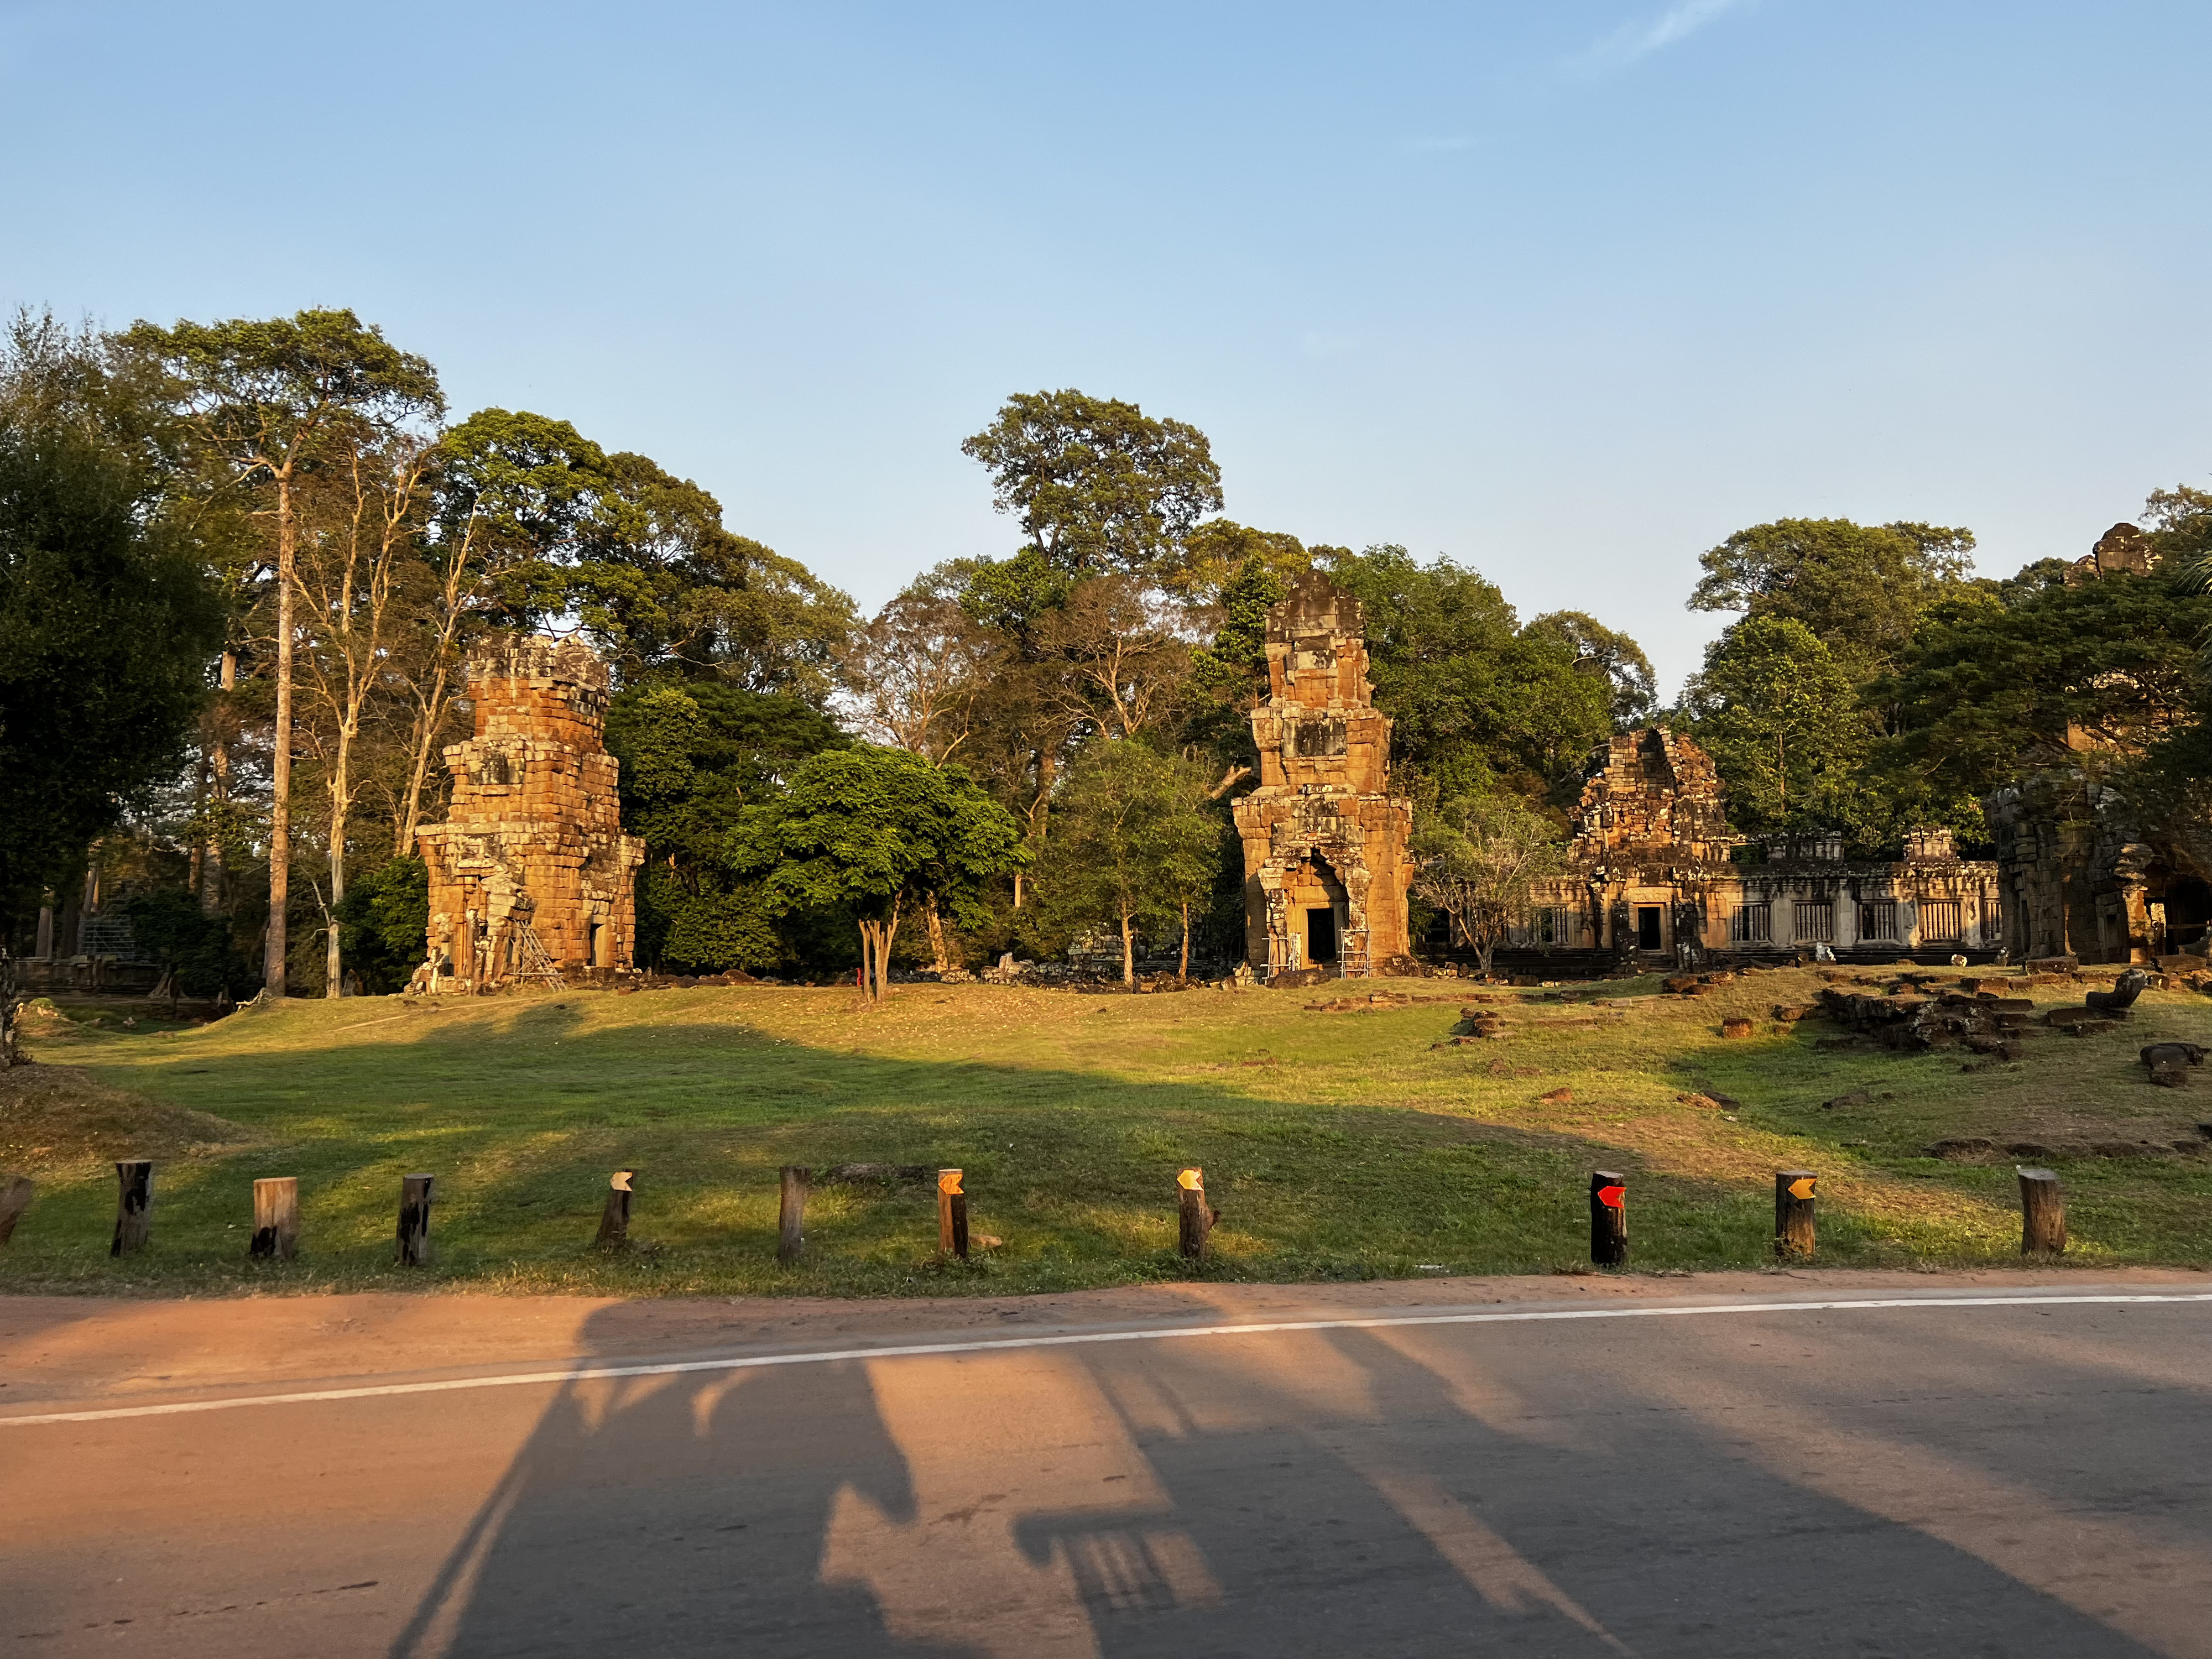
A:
2;967;2208;1297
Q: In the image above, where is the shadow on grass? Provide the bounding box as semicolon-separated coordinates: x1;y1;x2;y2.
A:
0;1000;1901;1294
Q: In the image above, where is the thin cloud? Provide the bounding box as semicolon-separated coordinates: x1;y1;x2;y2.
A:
1578;0;1759;73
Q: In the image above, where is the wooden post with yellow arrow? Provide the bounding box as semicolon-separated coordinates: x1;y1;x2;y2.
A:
937;1167;969;1261
1775;1170;1817;1260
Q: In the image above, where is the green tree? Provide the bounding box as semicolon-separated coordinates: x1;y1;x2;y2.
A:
1410;793;1567;975
962;389;1223;582
1523;610;1658;728
333;854;430;994
123;309;444;995
1029;741;1227;984
605;681;849;973
736;747;1026;1001
1689;518;1976;680
1320;546;1618;800
1683;616;1875;841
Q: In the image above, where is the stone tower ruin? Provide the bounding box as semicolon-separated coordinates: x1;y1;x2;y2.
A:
416;637;645;989
1233;570;1414;977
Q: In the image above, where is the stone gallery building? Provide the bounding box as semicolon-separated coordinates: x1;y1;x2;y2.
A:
415;637;645;989
1233;571;1415;977
1512;727;2006;968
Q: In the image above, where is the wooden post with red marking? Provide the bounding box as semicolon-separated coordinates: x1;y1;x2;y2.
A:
596;1170;634;1248
1589;1170;1627;1266
1178;1167;1214;1261
2018;1166;2065;1255
938;1168;969;1260
112;1160;153;1257
1775;1169;1816;1260
251;1176;299;1261
776;1165;808;1265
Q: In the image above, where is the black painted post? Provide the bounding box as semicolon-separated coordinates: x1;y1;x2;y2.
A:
1589;1170;1627;1266
112;1160;153;1257
0;1174;32;1245
397;1173;435;1266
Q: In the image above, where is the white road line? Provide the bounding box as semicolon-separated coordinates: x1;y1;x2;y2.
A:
4;1291;2207;1428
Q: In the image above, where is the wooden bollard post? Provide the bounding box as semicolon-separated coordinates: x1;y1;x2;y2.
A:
1177;1167;1214;1261
1774;1170;1817;1261
0;1174;33;1246
396;1173;435;1266
938;1168;969;1260
2018;1166;2066;1255
1589;1170;1627;1266
250;1177;299;1261
776;1165;809;1264
596;1170;634;1248
111;1160;153;1257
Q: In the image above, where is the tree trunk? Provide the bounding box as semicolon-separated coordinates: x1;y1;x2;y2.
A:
204;651;234;915
266;481;294;997
925;898;952;974
325;724;353;999
1180;900;1191;979
1475;937;1496;975
0;951;19;1070
856;922;874;1001
187;746;207;903
1120;909;1135;987
867;911;894;1000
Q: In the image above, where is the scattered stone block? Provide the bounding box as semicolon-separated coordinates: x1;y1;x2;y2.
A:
1720;1018;1755;1039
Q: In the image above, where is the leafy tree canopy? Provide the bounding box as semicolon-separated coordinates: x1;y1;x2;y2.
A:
1523;610;1658;729
1885;564;2212;799
1319;545;1617;801
1027;740;1226;983
735;746;1026;998
0;395;223;905
962;389;1223;582
1411;791;1567;973
605;681;850;973
1689;517;1976;676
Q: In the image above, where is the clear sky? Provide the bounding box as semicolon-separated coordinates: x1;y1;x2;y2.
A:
5;1;2207;693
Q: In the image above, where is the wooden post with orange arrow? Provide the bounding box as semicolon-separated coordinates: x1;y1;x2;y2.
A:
1775;1169;1816;1260
937;1168;968;1261
1589;1171;1627;1266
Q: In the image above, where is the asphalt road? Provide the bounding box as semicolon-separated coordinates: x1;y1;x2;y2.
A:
4;1283;2210;1658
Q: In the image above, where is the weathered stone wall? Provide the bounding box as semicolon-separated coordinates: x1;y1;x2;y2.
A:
1524;727;2003;965
1233;571;1414;977
416;637;645;989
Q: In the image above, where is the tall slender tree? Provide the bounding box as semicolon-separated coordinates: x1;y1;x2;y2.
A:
123;311;442;994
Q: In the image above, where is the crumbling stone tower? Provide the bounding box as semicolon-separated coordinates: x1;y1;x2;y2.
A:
416;637;645;989
1233;570;1414;977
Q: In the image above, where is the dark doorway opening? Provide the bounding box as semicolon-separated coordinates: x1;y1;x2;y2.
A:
1307;907;1338;966
1636;906;1663;951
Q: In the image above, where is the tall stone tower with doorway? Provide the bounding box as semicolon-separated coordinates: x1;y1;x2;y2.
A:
416;637;645;989
1232;571;1414;977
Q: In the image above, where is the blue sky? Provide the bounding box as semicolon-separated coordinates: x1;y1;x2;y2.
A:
5;1;2208;693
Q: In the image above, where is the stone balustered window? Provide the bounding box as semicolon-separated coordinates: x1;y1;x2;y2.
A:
1730;902;1771;943
1794;901;1835;943
1919;900;1963;941
1859;900;1899;941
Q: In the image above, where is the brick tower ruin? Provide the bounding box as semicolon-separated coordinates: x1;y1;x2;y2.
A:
1233;570;1414;977
415;637;645;990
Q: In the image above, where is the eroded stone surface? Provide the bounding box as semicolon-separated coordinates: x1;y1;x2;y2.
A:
415;637;645;990
1233;572;1414;978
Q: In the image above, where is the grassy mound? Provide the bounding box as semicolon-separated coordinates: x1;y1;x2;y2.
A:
0;1061;254;1174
